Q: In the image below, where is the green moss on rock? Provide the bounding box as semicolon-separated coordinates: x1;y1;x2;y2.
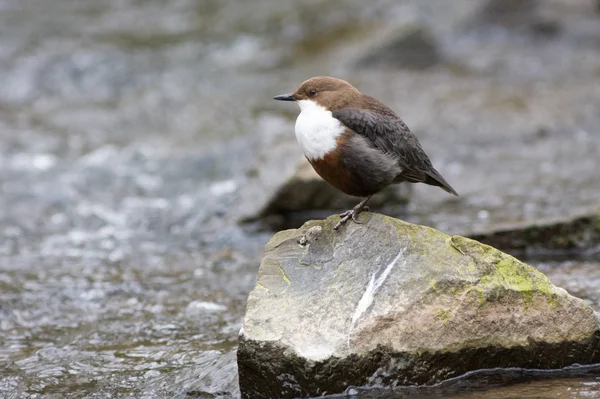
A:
478;257;534;306
429;279;438;292
436;309;451;324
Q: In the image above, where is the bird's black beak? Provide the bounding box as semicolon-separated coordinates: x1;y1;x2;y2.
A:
273;93;296;101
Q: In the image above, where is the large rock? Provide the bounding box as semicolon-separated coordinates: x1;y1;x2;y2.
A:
237;213;600;398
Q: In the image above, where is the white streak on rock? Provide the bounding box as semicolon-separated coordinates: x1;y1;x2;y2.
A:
348;249;405;347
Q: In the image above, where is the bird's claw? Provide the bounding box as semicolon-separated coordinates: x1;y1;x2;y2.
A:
333;212;352;230
351;210;363;224
338;210;350;218
333;196;372;231
334;208;365;230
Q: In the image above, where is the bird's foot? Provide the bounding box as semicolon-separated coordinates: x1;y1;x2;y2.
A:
333;205;368;230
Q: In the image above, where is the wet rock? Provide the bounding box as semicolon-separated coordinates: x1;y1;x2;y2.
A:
238;136;409;229
477;0;538;27
355;25;441;70
469;207;600;257
470;0;561;37
237;213;600;399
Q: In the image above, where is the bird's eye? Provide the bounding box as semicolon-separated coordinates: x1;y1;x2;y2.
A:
308;89;317;97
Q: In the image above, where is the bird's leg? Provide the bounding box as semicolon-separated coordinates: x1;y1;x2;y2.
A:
333;195;373;230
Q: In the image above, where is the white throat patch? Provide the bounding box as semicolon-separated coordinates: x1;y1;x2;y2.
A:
294;100;345;161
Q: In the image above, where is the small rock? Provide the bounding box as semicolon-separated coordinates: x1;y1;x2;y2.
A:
186;300;227;315
238;213;600;398
144;370;161;379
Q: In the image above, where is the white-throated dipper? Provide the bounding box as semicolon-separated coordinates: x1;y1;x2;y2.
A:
274;76;458;230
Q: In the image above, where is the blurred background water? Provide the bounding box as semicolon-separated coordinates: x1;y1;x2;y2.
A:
0;0;600;398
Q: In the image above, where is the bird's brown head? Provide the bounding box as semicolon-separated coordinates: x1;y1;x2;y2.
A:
274;76;360;111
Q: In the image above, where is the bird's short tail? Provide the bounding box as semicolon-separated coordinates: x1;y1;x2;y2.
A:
425;168;458;196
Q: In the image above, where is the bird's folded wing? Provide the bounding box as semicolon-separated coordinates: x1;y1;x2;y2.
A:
332;108;432;183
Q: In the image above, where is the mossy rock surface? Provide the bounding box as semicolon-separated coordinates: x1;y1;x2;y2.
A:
237;213;600;399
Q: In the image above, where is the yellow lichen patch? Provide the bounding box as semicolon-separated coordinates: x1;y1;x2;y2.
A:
436;308;451;324
279;265;291;285
449;236;466;255
476;286;486;306
492;257;534;305
429;279;438;292
476;255;560;308
255;283;267;291
258;258;293;293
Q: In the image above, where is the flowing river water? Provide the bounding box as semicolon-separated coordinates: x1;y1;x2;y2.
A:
1;0;600;398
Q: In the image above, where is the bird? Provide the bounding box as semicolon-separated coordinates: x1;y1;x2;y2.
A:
274;76;458;230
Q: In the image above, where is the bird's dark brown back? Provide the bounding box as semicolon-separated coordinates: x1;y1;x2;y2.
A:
332;95;458;195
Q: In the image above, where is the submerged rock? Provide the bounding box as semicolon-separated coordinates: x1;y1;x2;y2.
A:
237;213;600;399
354;25;441;70
469;0;561;37
477;0;538;27
469;207;600;256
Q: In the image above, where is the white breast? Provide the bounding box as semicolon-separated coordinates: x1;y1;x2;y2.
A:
294;100;345;161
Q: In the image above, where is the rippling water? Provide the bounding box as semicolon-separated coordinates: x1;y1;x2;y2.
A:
1;0;600;397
